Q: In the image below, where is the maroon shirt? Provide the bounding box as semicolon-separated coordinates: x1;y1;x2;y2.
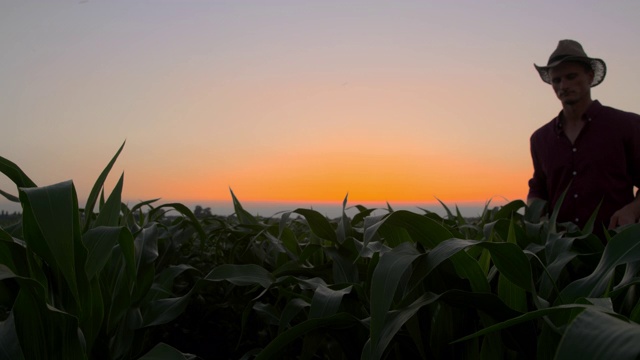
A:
528;100;640;230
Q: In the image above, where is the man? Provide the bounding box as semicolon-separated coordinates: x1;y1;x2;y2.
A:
528;39;640;235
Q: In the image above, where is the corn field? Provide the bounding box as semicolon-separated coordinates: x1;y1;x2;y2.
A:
2;142;640;360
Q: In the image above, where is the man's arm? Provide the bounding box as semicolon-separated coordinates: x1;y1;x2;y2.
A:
527;197;542;207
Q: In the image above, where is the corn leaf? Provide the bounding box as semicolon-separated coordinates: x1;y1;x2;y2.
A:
92;173;124;228
560;223;640;303
19;181;82;304
82;141;125;232
205;264;274;288
308;285;352;318
0;156;37;189
138;342;193;360
368;242;421;360
555;308;640;360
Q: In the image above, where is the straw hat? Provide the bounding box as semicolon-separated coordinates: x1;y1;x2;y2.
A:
534;39;606;87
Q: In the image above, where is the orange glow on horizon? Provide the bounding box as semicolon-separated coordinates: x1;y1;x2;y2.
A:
121;148;531;206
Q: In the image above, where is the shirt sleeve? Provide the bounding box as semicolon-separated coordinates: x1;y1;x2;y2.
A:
628;116;640;189
527;133;548;200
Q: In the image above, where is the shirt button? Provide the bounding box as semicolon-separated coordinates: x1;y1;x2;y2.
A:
574;194;578;198
572;171;577;176
575;218;580;222
572;148;577;152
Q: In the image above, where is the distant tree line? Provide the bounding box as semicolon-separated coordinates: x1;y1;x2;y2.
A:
0;210;21;227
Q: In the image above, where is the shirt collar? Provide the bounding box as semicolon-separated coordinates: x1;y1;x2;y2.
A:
553;100;602;134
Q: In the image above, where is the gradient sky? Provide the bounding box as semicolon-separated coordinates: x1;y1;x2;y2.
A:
2;1;640;213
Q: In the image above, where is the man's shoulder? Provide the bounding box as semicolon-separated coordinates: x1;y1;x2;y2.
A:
530;117;557;140
597;102;640;121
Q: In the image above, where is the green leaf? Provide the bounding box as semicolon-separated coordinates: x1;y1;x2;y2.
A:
560;223;640;303
336;194;351;244
0;155;37;189
19;181;83;304
368;242;421;360
204;264;275;288
324;247;359;284
555;308;640;360
308;285;352;318
2;267;87;360
83;140;125;232
82;226;132;280
293;208;337;243
141;287;197;327
229;188;259;225
493;200;526;221
138;342;194;360
278;298;310;334
153;203;208;247
92;173;124;228
0;188;20;203
132;225;160;304
0;311;25;360
255;313;359;360
425;239;534;293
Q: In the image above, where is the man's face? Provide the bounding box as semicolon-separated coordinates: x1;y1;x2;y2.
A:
548;62;594;105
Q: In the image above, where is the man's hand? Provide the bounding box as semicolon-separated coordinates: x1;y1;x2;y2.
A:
609;202;640;229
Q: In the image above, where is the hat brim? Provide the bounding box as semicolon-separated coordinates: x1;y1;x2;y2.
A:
534;57;607;87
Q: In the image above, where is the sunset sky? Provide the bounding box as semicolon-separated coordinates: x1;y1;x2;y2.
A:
2;1;640;215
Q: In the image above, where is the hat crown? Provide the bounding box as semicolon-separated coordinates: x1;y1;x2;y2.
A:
548;39;589;64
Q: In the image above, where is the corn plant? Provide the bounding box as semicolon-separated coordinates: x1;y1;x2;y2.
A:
198;194;640;359
0;142;202;359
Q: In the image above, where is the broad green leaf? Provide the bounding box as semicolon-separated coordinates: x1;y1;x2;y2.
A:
452;303;610;344
3;269;87;360
138;342;193;360
153;202;208;246
548;184;570;234
0;311;25;360
368;242;421;360
0;155;37;189
141;287;197;327
255;313;359;360
278;298;310;334
83;226;132;280
19;181;82;304
493;200;526;221
324;247;358;284
0;232;28;276
426;239;534;292
132;224;160;304
145;264;199;302
362;292;438;360
525;198;547;223
308;285;352;318
382;210;455;249
555;308;640;360
98;226;136;336
498;217;527;312
293;208;337;243
204;264;275;288
539;233;577;298
560;223;640;303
